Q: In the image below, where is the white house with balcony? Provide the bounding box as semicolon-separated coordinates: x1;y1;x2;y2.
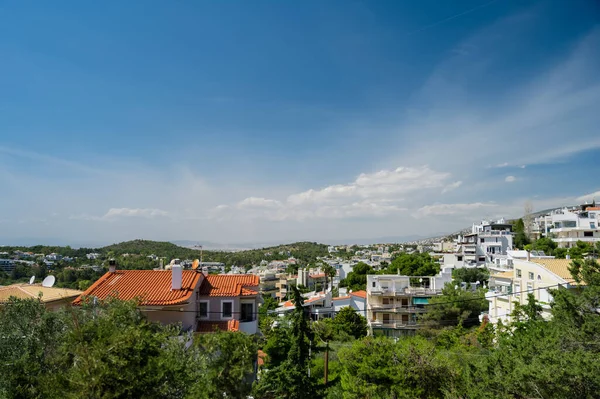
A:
533;205;600;248
366;268;453;337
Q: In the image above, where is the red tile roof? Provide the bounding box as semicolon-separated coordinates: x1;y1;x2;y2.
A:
257;350;267;367
309;273;326;278
196;319;240;333
586;207;600;211
332;295;351;301
198;275;259;297
73;270;203;306
350;290;367;299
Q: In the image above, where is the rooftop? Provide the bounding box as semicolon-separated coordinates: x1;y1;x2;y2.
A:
198;274;259;297
0;284;82;303
196;320;240;333
73;270;202;306
350;290;367;299
493;271;514;279
529;259;579;284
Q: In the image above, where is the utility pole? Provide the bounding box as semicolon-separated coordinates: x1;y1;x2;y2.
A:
324;340;329;385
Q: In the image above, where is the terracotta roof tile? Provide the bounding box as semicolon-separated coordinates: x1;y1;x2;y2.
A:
0;284;82;303
350;290;367;299
332;296;351;301
257;350;267;367
309;273;326;278
73;270;202;306
198;275;259;297
196;319;240;333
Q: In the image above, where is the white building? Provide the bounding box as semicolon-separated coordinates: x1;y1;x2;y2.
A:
453;219;514;268
533;205;600;248
484;258;581;324
366;267;453;337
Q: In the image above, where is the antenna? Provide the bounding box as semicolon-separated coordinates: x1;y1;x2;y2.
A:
42;275;56;288
29;276;35;285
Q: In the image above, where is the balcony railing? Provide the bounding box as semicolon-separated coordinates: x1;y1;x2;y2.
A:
370;287;442;296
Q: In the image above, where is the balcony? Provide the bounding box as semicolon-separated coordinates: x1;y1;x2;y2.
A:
369;321;417;329
239;320;258;334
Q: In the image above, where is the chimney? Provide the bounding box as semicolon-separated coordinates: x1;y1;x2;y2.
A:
526;251;530;261
172;264;183;290
108;259;117;273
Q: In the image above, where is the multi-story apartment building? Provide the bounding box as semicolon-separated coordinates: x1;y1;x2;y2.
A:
258;271;279;298
532;205;600;248
454;219;514;267
366;268;453;337
484;258;581;324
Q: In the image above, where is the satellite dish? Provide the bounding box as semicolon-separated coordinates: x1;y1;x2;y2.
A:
29;276;35;285
42;275;56;288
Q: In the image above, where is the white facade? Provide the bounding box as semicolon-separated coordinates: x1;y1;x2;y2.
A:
366;268;453;337
533;206;600;248
454;219;514;268
484;258;580;324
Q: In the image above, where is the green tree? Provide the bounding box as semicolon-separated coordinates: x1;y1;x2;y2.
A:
512;218;531;249
193;331;258;398
339;262;374;291
253;285;319;399
452;267;489;285
421;284;488;328
530;237;557;255
386;252;440;276
331;307;367;340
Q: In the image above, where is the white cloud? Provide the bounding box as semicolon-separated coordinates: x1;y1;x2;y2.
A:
442;181;462;193
236;197;283;209
287;166;449;206
577;191;600;203
103;208;169;219
505;176;516;183
214;166;451;222
414;202;497;218
496;162;509;168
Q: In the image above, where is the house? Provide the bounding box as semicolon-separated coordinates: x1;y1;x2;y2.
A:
532;205;600;248
257;271;279;298
86;253;101;260
332;290;367;317
196;274;261;334
454;219;514;267
275;291;333;320
1;283;82;310
484;258;582;324
366;268;453;337
0;259;15;272
73;265;204;332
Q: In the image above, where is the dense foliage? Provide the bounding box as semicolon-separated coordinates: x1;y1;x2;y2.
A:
0;298;257;399
384;252;440;276
339;262;374;291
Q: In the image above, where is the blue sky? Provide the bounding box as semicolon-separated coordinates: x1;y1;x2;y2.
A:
1;0;599;246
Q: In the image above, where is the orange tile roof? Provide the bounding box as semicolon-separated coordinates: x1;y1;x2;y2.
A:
530;259;580;284
257;350;267;367
586;207;600;211
309;273;326;278
198;275;260;297
196;319;240;333
350;290;367;299
332;295;351;301
493;271;514;279
73;270;202;306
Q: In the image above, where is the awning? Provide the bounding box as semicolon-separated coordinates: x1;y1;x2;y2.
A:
412;297;429;305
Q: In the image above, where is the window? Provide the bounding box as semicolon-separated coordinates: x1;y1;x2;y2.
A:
479;257;486;262
241;303;253;322
584;231;593;237
529;272;534;280
514;284;520;297
382;313;391;324
537;275;541;281
382;297;391;305
221;301;233;319
591;222;596;229
527;283;533;293
516;269;522;278
457;256;463;261
372;281;376;288
198;301;208;318
480;238;485;243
